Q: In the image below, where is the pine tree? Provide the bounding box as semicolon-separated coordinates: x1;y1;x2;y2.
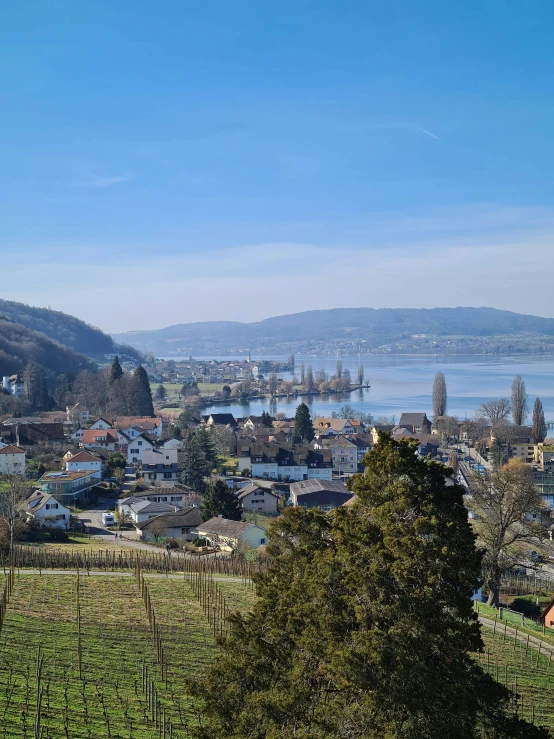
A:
293;402;314;442
108;356;123;385
180;438;208;493
155;384;166;401
261;411;273;428
300;363;305;385
335;359;342;378
200;479;242;521
190;435;548;739
131;365;154;416
357;364;364;385
532;396;547;443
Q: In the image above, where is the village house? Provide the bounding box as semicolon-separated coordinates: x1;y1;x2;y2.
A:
398;413;431;434
2;375;24;397
196;516;267;551
136;506;203;542
289;479;353;510
0;420;65;448
238;482;280;513
123;483;195;507
66;403;90;425
238;441;333;482
118;497;179;524
140;447;179;483
126;433;156;465
0;445;26;475
23;492;71;529
90;418;113;430
313;436;358;476
81;428;119;451
38;470;100;504
312;418;360;437
203;413;238;429
64;451;102;479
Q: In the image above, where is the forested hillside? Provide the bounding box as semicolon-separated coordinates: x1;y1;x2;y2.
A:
113;306;554;355
0;299;142;361
0;317;94;377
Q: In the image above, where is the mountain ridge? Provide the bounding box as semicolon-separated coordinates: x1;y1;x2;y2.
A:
113;307;554;356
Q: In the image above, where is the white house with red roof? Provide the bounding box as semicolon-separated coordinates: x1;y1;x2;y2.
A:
81;429;120;451
0;445;26;475
65;451;102;479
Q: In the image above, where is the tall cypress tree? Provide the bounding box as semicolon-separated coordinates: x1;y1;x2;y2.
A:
131;365;154;416
532;396;547;443
293;402;314;442
189;435;549;739
200;479;242;521
108;356;123;385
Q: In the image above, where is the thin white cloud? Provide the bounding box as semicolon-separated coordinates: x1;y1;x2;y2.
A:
79;174;134;188
418;128;441;141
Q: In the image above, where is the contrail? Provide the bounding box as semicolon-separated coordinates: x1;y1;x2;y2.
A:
418;128;441;140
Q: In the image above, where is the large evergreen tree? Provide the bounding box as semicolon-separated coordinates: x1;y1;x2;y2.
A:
108;356;123;385
293;402;314;443
190;435;547;739
532;396;547;443
180;438;208;493
131;365;154;416
23;362;51;412
195;426;219;470
200;479;242;521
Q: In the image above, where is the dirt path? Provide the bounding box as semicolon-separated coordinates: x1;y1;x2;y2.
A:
478;615;554;658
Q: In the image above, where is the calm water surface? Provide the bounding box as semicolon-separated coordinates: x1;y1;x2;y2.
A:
185;354;554;422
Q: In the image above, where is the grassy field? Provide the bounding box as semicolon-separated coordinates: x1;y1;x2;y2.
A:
0;572;254;738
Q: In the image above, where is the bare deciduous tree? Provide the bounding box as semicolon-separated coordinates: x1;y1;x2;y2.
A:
477;398;511;427
469;459;544;606
335;360;343;379
433;415;459;445
510;374;528;426
0;475;31;559
431;371;447;418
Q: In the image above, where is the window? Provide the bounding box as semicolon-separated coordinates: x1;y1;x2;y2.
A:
171;496;180;502
131;449;139;454
45;503;58;510
163;473;172;479
260;538;266;545
138;441;143;446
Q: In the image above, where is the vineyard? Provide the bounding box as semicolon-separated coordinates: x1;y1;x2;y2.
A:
0;567;255;739
476;628;554;731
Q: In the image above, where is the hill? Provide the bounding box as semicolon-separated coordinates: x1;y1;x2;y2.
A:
0;299;142;362
0;317;95;377
113;307;554;356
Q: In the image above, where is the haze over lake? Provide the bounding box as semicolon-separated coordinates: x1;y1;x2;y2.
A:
189;354;554;422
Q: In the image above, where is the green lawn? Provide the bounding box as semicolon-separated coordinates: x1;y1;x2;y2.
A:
198;382;225;396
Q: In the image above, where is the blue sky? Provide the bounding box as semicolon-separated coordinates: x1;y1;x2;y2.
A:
2;1;554;333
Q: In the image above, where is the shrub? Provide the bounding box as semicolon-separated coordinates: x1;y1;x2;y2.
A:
163;537;179;549
49;527;69;542
193;537;208;547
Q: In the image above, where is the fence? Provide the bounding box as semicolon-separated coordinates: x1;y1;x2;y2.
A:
6;545;266;578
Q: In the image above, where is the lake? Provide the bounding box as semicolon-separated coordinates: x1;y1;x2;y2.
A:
185;354;554;423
